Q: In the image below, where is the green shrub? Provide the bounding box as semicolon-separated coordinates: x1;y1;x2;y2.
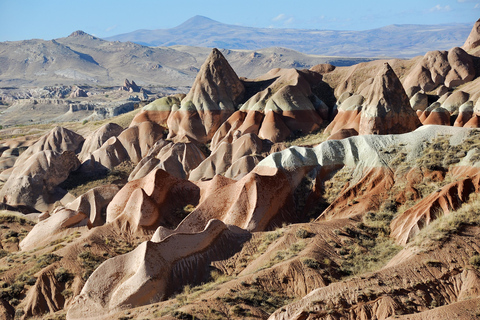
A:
302;258;321;269
470;255;480;269
55;267;73;283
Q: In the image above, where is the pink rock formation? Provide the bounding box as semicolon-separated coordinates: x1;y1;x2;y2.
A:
67;220;250;319
106;169;200;233
189;133;267;181
65;184;121;227
212;68;328;145
391;174;480;245
129;139;206;180
359;63;421;135
86;121;164;170
78;122;123;161
130;94;185;127
19;208;88;251
167;48;245;143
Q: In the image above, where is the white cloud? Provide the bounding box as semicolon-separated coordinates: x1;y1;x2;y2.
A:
429;4;452;11
105;25;117;32
475;3;480;8
272;14;286;22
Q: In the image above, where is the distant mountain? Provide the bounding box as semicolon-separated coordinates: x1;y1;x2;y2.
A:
106;15;473;58
0;31;373;87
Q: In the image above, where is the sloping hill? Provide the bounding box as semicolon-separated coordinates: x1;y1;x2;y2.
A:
0;32;372;87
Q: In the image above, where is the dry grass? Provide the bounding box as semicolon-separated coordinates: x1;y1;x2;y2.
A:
59;160;136;197
413;194;480;248
323;166;354;204
285;129;328;148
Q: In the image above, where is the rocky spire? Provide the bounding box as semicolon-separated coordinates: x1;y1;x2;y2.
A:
359;62;420;135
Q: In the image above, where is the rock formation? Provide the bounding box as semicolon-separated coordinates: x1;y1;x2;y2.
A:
403;47;475;91
78;122;123;162
462;18;480;56
84;121;164;171
326;63;420;138
15;126;84;165
167;48;245;143
0;150;80;212
130;94;185;127
128;139;206;180
67;220;250;319
189;133;268;181
69;87;88;98
120;79;140;92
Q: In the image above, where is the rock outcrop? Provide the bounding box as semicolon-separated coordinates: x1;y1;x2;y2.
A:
67;220;250;319
462;18;480;56
84;121;164;171
0;150;80;212
189;133;268;181
403;47;475;91
78;122;123;162
120;79;140;92
128;139;206;180
167;48;245;143
130;94;185;127
326;63;420;138
69;87;88;98
15;126;84;164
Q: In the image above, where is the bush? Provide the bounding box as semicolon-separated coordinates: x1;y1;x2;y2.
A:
470;255;480;269
296;228;313;239
302;258;321;269
55;267;73;283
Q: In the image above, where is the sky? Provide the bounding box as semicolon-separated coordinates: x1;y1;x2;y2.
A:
0;0;478;42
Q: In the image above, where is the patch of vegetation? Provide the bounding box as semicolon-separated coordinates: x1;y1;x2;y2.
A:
171;311;198;320
173;204;196;221
338;209;401;277
78;251;106;280
0;211;36;226
55;267;73;283
416;131;480;170
302;258;322;269
259;240;306;270
470;255;480;270
296;228;314;239
285;129;328;147
158;270;233;317
220;283;294;315
414;194;480;248
323;166;355;204
103;236;139;256
60;160;136;197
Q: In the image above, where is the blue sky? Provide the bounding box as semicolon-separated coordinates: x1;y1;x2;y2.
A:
0;0;478;41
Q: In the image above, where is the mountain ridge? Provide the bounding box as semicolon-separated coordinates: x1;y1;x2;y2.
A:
105;15;473;58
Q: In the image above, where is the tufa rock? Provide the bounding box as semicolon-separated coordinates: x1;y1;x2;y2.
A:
359;63;421;135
